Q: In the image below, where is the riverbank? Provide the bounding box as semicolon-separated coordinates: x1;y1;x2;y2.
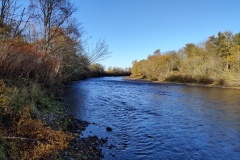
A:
42;114;107;160
0;79;108;159
124;76;240;90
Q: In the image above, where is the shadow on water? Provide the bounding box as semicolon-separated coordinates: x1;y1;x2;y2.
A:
64;77;240;160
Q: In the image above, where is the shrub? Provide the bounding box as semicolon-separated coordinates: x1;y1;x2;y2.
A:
0;43;59;83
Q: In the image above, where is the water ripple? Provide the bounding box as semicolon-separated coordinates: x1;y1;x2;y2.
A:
65;77;240;160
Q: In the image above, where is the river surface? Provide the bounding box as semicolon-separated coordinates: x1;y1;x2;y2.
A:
64;77;240;160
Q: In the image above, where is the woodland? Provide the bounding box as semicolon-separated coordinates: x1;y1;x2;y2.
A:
131;31;240;87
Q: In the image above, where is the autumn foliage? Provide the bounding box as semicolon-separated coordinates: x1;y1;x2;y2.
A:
131;31;240;86
0;41;61;83
0;0;106;159
17;107;73;160
0;80;74;159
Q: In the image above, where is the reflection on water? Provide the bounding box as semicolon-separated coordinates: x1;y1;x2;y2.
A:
64;77;240;160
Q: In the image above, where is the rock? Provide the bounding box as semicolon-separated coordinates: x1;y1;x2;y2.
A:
106;126;112;132
58;116;106;160
108;144;114;149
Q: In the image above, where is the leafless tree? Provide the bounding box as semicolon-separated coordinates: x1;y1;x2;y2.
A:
0;0;29;39
29;0;76;53
87;38;111;64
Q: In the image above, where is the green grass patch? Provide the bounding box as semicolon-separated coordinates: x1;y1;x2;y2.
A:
7;81;62;114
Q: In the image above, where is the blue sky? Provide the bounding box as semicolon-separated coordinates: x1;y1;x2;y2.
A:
73;0;240;69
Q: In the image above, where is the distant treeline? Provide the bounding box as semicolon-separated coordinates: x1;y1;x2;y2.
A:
131;31;240;86
89;64;131;77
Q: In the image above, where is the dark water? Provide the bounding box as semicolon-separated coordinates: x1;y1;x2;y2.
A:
65;77;240;160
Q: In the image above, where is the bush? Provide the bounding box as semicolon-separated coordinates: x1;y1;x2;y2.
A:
0;43;59;83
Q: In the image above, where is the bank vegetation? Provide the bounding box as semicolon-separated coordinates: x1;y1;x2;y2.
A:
0;0;111;159
131;31;240;87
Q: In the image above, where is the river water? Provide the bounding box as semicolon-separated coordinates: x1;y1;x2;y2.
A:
64;77;240;160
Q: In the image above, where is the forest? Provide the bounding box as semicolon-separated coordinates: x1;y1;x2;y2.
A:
131;31;240;86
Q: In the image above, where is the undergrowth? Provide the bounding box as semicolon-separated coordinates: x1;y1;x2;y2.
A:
164;74;214;85
0;79;74;159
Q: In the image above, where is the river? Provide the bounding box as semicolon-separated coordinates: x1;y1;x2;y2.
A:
64;77;240;160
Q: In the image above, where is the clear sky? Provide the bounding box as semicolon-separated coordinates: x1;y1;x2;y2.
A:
73;0;240;69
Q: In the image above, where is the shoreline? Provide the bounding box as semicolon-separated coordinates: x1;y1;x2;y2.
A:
123;76;240;90
0;78;108;159
42;113;108;159
63;118;108;160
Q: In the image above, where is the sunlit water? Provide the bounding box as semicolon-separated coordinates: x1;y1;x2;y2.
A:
64;77;240;160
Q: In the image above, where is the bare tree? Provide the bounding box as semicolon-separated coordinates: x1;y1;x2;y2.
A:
87;38;111;64
29;0;76;53
0;0;29;39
